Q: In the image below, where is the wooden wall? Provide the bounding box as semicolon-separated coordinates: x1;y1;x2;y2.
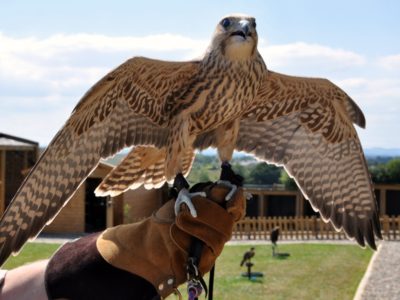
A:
0;151;5;215
43;183;86;233
41;162;125;234
123;185;168;223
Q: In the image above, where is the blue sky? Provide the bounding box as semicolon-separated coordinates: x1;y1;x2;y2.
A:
1;0;399;148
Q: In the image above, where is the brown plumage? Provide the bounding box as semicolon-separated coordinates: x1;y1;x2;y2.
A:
240;247;255;266
0;14;381;265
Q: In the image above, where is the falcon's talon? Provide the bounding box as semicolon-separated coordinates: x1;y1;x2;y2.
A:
174;189;206;217
216;180;237;201
219;162;244;187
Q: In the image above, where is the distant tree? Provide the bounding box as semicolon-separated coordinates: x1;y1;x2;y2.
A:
232;155;256;163
198;169;211;182
280;170;298;190
387;158;400;183
369;164;390;183
367;156;394;166
231;163;249;180
194;154;217;165
368;158;400;183
247;163;281;185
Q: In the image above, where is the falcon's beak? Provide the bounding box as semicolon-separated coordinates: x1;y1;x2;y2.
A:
230;20;251;39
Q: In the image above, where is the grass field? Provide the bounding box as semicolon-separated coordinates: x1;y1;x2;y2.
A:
3;242;61;269
3;242;372;300
168;243;373;300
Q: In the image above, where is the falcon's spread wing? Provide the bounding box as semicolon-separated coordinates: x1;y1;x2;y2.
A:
0;57;199;265
195;70;381;249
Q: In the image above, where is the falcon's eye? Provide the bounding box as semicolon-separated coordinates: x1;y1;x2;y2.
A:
252;20;257;28
221;18;231;28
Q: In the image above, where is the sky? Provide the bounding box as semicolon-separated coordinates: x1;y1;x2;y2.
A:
0;0;399;149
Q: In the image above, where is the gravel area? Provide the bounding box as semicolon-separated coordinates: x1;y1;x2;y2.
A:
355;241;400;300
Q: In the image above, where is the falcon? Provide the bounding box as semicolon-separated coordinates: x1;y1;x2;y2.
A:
240;247;255;267
0;14;381;265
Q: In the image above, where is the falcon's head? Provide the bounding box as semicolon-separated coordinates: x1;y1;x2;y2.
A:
210;14;258;61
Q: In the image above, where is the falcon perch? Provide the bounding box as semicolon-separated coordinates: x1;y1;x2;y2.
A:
0;14;381;265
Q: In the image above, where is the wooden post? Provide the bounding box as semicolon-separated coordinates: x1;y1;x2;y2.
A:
289;216;293;239
383;215;389;240
264;194;269;217
106;196;113;228
312;216;317;239
258;194;266;217
296;193;304;217
380;188;386;216
261;217;266;239
397;216;400;241
0;150;5;215
253;217;257;239
282;216;287;239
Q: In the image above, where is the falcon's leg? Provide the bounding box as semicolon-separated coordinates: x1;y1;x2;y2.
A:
272;242;277;257
214;120;242;200
165;119;204;216
173;173;205;217
217;162;244;201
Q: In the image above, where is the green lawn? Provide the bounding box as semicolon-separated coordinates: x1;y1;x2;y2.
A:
169;243;373;300
3;242;372;300
3;242;61;269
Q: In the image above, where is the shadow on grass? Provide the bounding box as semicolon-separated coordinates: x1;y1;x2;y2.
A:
273;253;291;260
239;276;264;284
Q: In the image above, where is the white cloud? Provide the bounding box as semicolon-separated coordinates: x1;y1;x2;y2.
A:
259;42;366;75
0;108;73;146
332;77;400;147
0;32;208;57
378;53;400;70
0;32;209;96
335;77;400;105
333;77;368;89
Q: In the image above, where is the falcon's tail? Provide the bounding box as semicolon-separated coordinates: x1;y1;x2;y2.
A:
95;146;195;196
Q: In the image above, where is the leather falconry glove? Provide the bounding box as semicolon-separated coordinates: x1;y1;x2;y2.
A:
45;182;246;300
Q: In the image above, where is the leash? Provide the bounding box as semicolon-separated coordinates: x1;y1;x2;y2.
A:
185;176;241;300
208;265;215;300
186;237;208;300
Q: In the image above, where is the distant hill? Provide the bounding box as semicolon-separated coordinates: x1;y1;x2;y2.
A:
102;153;128;166
364;148;400;158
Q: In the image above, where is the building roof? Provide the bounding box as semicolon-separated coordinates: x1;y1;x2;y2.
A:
0;132;38;150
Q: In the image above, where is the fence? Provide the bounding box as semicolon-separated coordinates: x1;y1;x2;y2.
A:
232;215;400;241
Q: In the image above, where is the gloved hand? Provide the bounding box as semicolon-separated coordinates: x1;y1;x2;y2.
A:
45;182;245;300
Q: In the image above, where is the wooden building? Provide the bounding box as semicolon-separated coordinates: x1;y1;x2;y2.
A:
121;185;169;223
0;133;122;234
244;183;400;218
44;161;167;233
43;162;123;234
0;133;39;215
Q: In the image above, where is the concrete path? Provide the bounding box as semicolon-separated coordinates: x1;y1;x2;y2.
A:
355;241;400;300
33;233;86;244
